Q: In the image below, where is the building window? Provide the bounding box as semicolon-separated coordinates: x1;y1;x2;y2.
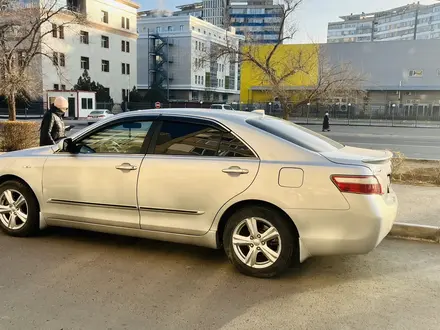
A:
409;69;423;77
156;26;161;33
168;26;173;31
52;52;58;66
121;40;130;53
60;53;65;67
122;89;130;101
180;25;184;31
80;31;89;44
53;84;59;91
122;63;130;75
122;17;130;30
52;24;57;38
101;35;109;48
61;84;66;91
82;98;93;109
101;10;108;24
81;56;89;70
102;60;110;72
59;26;64;39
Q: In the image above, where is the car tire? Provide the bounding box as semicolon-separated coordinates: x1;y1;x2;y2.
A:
223;205;298;278
0;180;40;237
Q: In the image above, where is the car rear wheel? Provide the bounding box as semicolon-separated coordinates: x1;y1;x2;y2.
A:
0;181;40;237
223;206;298;278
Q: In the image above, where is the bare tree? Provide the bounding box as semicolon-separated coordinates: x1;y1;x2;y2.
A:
200;0;365;119
0;0;85;121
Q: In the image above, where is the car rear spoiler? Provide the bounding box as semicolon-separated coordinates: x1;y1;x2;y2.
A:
361;151;393;164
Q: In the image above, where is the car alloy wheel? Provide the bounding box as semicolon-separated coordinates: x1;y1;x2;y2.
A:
232;217;282;269
0;189;29;231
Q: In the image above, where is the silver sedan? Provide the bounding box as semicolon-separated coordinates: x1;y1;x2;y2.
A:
0;109;398;278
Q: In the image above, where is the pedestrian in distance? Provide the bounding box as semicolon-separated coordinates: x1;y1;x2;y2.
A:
322;111;331;132
39;96;68;146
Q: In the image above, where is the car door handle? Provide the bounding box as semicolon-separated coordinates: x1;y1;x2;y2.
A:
116;163;138;171
222;166;249;175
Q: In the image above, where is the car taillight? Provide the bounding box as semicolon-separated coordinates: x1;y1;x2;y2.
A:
99;115;105;118
331;175;383;195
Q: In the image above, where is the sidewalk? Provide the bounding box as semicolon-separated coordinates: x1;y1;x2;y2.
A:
394;184;440;227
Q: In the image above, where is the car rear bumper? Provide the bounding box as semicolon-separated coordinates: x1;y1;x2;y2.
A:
284;189;398;262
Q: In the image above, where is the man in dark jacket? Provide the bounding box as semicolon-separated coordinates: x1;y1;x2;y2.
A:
39;96;68;146
322;111;330;132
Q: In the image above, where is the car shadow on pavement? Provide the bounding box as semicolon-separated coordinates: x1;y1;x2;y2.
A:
26;228;435;329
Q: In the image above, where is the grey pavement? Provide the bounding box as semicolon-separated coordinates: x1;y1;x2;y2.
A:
8;117;440;159
306;125;440;160
394;184;440;227
0;230;439;330
66;120;440;160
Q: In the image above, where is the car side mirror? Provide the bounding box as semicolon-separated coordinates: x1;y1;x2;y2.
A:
62;138;76;153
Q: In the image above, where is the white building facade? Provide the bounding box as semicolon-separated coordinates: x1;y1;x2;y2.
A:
328;2;440;43
21;0;139;104
137;15;243;103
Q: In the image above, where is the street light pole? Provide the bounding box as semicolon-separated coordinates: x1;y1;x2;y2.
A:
348;103;352;126
268;102;272;115
307;102;311;124
392;103;396;127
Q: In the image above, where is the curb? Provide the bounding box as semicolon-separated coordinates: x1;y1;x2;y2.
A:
388;222;440;243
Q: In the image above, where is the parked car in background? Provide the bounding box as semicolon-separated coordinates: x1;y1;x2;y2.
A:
0;109;397;278
210;104;234;111
87;109;114;125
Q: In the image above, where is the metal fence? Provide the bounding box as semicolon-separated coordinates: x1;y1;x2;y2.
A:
3;100;440;128
244;102;440;128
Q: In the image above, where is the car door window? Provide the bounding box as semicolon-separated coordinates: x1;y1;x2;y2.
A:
218;132;255;158
78;121;152;154
154;121;222;156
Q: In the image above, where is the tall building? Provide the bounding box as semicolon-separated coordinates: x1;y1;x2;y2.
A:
173;2;203;18
228;0;283;43
172;0;283;43
328;2;440;43
137;14;243;102
2;0;139;104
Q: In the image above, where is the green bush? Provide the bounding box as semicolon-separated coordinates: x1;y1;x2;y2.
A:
0;121;39;152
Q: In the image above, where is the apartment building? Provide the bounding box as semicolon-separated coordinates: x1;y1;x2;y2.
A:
172;0;283;43
328;2;440;43
228;1;282;43
173;2;203;18
8;0;139;104
137;14;243;103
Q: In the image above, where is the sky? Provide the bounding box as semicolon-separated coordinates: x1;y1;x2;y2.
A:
137;0;438;43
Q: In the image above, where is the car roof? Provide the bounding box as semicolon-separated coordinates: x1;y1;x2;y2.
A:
114;108;260;125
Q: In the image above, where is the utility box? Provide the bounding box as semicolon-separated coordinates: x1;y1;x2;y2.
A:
47;90;96;119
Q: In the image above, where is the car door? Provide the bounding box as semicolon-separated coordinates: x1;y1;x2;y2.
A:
42;118;154;228
138;117;260;236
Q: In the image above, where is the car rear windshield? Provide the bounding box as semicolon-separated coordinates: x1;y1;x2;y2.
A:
223;106;233;110
246;116;344;153
90;110;105;115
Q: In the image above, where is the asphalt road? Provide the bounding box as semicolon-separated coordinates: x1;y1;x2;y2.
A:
66;120;440;160
306;125;440;160
0;230;439;330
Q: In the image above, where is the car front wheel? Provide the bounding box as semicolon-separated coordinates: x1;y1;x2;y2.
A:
0;180;40;237
223;205;298;278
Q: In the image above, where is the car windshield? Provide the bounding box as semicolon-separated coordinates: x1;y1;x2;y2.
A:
90;111;105;115
223;106;233;110
246;116;344;152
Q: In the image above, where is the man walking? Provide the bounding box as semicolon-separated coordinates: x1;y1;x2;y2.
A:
322;111;331;132
39;96;68;146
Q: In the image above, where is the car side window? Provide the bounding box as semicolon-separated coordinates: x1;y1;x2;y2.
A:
218;132;255;158
154;121;222;156
78;121;152;154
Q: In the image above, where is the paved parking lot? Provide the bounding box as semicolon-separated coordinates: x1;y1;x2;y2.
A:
0;229;439;330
